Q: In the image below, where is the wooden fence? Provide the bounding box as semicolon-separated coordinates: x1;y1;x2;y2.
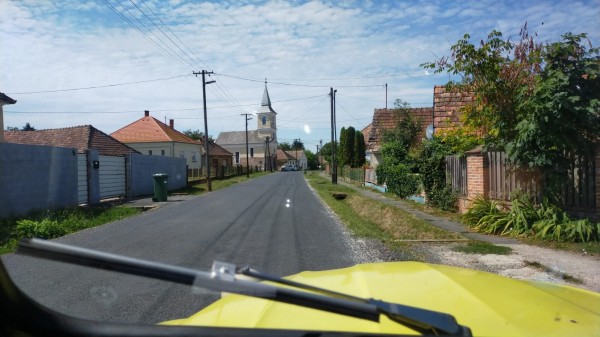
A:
445;151;596;211
445;155;467;196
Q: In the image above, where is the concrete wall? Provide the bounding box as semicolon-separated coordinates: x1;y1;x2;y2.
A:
0;143;78;218
127;153;187;197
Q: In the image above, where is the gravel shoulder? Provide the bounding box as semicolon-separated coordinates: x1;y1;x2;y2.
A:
412;242;600;293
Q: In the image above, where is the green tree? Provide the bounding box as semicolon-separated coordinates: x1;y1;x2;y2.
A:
375;100;422;198
508;33;600;170
278;142;292;151
343;126;355;167
338;127;347;166
320;141;336;165
21;123;36;131
183;129;213;141
292;139;304;150
353;130;366;167
304;150;319;170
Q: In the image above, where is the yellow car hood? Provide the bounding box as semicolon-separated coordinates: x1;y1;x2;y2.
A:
164;262;600;336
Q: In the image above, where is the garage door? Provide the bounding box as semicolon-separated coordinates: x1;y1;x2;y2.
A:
99;155;126;199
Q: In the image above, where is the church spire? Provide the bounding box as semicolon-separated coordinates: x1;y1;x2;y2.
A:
261;78;275;108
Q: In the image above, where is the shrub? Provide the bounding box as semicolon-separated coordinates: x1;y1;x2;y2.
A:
381;164;420;198
16;219;67;239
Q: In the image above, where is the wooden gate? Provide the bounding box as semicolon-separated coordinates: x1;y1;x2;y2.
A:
77;154;88;204
99;155;126;199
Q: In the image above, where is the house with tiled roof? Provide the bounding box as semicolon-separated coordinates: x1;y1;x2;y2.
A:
111;110;202;171
216;81;278;170
0;92;17;142
365;107;433;169
4;125;138;156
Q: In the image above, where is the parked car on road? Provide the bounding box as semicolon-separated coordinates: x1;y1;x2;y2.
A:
281;165;295;171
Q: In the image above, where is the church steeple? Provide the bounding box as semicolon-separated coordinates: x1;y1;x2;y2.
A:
260;79;276;113
257;79;277;142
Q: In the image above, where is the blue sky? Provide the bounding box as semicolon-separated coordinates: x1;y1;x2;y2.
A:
1;0;599;150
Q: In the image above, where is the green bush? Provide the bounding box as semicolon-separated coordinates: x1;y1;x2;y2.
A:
16;219;68;239
464;195;599;242
427;185;458;212
379;163;420;198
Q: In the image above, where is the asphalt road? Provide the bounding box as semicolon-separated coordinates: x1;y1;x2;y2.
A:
1;171;361;324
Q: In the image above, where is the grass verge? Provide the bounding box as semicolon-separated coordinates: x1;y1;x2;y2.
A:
451;240;512;255
305;172;464;260
177;171;272;195
0;206;142;254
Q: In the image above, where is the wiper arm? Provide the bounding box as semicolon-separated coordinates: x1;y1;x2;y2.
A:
17;239;471;336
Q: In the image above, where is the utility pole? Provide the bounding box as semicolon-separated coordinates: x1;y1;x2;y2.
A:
330;88;337;184
294;138;300;169
242;113;252;178
194;70;215;191
319;139;323;170
385;83;388;109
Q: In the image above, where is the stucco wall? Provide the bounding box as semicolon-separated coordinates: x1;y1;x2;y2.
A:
0;143;78;218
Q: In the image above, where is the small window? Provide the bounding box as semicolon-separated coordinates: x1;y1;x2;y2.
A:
235;152;240;164
180;151;185;158
161;149;165;156
262;116;267;125
148;150;152;155
191;152;197;162
250;148;254;157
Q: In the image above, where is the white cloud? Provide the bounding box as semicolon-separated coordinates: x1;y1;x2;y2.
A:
1;0;598;147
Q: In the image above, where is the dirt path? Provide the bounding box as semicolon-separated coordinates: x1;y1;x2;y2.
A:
417;242;600;293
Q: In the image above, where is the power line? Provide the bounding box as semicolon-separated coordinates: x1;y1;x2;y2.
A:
7;74;188;95
214;73;384;88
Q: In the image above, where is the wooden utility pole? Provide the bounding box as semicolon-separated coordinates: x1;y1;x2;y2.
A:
242;113;252;177
194;70;215;191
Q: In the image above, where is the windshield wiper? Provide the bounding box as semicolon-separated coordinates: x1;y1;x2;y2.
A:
16;238;472;336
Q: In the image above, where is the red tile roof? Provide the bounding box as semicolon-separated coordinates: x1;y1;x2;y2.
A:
207;141;233;157
111;116;199;145
433;85;475;132
366;107;433;152
4;125;138;156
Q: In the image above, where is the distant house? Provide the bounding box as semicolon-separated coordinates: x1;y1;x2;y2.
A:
276;149;307;170
365;107;433;169
4;125;138;156
111;110;202;170
432;85;475;134
0;92;17;142
207;140;233;169
216;82;278;170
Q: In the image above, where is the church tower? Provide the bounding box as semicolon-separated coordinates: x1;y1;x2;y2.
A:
256;80;277;142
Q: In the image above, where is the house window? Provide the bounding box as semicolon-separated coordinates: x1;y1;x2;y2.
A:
161;149;165;156
180;151;185;158
191;152;197;162
250;148;254;157
235;152;240;164
262;116;267;125
148;150;152;155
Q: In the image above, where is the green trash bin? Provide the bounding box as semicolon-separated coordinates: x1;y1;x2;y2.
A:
152;173;168;202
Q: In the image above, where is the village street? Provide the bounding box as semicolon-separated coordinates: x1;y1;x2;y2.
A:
1;172;369;324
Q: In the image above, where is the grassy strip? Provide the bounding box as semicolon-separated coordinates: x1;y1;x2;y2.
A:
0;206;142;254
305;173;464;259
177;171;272;195
451;241;512;255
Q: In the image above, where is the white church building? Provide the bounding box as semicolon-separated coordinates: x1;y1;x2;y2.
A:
216;82;278;170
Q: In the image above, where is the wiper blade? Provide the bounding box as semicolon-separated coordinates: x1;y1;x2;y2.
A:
17;239;471;336
239;267;472;336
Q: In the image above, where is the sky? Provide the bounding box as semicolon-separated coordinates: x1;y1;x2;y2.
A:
1;0;599;151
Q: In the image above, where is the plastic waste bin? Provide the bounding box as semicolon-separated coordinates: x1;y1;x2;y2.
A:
152;173;168;202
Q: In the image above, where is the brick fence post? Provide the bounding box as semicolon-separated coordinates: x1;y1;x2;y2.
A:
464;148;489;209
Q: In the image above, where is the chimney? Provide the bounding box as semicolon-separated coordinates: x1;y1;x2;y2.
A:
169;119;174;129
144;110;150;117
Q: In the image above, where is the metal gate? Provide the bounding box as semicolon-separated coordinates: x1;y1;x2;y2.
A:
77;154;88;204
99;155;126;199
